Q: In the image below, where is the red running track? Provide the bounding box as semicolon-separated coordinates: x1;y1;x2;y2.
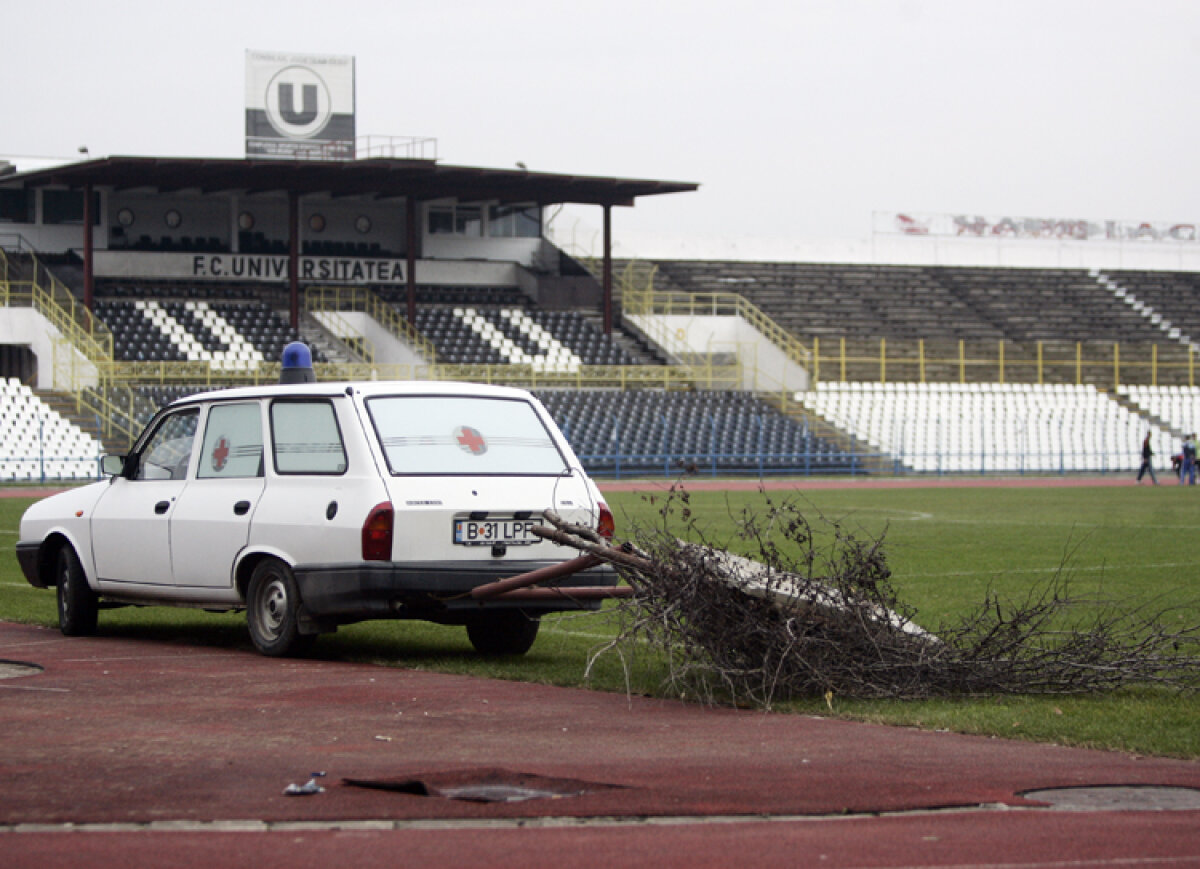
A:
1;622;1197;868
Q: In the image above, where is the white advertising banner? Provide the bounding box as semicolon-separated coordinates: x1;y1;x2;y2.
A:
876;212;1198;244
245;50;356;161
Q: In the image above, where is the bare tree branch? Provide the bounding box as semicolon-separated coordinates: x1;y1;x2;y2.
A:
540;486;1200;705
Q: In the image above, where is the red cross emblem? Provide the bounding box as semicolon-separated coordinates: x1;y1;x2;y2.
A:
454;426;487;456
211;436;230;472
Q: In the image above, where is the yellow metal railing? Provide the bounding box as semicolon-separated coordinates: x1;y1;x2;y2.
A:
608;260;1196;389
808;337;1197;388
0;250;141;444
93;359;740;391
617;269;812;401
75;384;144;449
304;285;439;363
622;283;812;370
316;307;377;363
74;276;738;392
0;267;113;365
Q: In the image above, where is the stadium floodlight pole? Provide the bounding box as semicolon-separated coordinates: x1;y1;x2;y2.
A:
603;203;613;335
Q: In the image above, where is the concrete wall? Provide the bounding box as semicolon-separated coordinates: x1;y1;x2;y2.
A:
420;236;542;268
311;311;426;366
413;258;522;287
628;312;810;393
0;308;97;389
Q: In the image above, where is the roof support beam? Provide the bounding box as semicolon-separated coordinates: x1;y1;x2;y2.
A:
83;183;95;312
288;191;299;330
602;204;613;336
406;197;417;326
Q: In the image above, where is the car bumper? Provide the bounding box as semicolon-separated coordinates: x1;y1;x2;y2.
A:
293;559;620;623
15;542;43;587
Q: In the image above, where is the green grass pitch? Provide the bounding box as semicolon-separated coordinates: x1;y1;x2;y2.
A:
2;482;1197;757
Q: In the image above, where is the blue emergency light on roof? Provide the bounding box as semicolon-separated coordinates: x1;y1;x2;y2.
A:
279;341;316;384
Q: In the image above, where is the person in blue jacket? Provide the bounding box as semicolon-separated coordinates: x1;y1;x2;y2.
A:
1180;434;1197;486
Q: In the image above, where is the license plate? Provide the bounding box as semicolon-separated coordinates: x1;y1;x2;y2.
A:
453;518;539;546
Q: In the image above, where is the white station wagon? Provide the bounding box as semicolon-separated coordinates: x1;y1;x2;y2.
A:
16;365;617;656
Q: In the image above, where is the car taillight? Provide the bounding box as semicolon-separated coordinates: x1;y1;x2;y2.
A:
597;501;615;539
362;502;394;562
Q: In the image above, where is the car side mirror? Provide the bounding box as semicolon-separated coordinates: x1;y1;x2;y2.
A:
101;454;127;477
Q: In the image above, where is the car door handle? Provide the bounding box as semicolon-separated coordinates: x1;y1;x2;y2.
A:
154;501;170;515
233;500;251;516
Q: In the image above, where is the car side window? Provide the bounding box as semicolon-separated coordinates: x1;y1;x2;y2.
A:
270;400;347;475
135;408;200;481
197;403;264;479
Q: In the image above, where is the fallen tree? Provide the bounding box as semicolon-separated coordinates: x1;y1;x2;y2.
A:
533;487;1200;707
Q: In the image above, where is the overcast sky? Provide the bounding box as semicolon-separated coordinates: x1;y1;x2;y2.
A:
4;0;1199;256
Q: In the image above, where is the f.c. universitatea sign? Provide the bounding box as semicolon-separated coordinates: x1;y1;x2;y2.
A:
93;252;406;284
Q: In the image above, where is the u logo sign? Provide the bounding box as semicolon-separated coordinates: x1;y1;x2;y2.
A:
277;83;318;126
264;66;332;139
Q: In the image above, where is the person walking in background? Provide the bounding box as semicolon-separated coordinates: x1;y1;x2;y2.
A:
1180;434;1197;486
1137;432;1158;484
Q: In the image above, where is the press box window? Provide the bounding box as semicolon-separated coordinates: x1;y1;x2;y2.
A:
0;189;33;224
428;204;482;237
487;204;541;238
270;400;347;475
42;190;101;226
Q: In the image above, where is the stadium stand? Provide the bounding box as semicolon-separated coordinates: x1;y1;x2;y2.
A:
799;381;1166;473
377;285;527;307
1118;385;1200;440
643;261;1170;344
649;261;998;340
94;297;320;365
411;304;637;369
535;388;853;476
0;378;101;481
613;259;1199;386
8;243;1200;478
1099;270;1200;345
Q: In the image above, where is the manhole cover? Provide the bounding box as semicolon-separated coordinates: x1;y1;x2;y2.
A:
0;660;42;680
1022;785;1200;811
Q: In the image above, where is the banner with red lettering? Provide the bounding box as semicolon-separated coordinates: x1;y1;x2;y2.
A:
876;212;1197;244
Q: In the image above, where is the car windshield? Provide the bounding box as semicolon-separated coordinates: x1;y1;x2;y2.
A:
366;395;568;475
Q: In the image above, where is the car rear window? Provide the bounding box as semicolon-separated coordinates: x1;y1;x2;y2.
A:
366;395;567;475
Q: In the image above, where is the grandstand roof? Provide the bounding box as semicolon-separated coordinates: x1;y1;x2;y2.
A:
0;156;698;207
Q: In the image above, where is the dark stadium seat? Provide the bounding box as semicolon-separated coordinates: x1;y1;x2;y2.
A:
534;388;852;475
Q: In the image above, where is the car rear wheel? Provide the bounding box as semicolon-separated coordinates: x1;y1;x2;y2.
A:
56;544;98;637
466;610;540;655
247;559;313;657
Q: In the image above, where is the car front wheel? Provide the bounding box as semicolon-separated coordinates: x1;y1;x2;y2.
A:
247;559;312;657
466;610;540;655
56;544;98;637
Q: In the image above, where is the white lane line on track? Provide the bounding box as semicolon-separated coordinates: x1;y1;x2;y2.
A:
0;802;1028;835
0;637;71;650
60;653;245;663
